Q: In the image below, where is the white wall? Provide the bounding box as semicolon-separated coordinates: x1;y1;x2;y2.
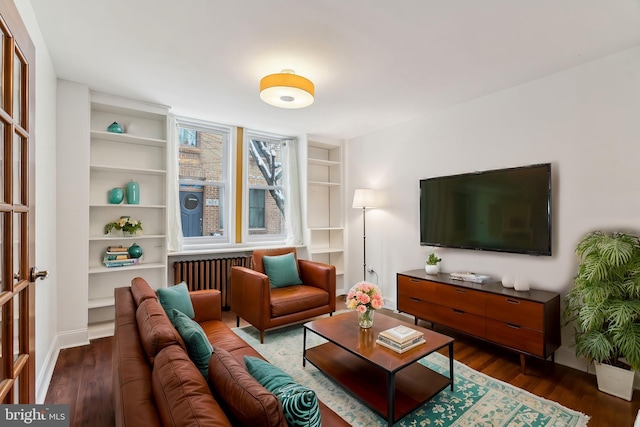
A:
14;0;59;403
345;46;640;369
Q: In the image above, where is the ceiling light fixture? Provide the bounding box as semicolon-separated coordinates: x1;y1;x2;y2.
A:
259;69;314;109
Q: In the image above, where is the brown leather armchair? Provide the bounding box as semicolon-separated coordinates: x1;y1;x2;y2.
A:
231;247;336;343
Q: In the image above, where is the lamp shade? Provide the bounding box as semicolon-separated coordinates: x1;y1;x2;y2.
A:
260;70;314;109
352;189;376;209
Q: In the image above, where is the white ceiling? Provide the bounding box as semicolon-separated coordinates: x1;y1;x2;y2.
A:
30;0;640;141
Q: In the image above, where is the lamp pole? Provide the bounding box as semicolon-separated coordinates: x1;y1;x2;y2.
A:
362;206;367;281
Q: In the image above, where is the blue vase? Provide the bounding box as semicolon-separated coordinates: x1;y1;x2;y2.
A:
107;121;123;133
126;180;139;204
108;187;124;204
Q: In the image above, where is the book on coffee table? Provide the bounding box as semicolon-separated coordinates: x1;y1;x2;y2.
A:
376;336;426;353
379;325;424;344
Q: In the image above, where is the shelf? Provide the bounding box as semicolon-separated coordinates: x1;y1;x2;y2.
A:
308;158;340;167
88;297;115;309
308;180;340;187
88;262;166;274
90;204;166;209
89;233;165;242
309;247;344;254
90;130;166;147
90;164;167;176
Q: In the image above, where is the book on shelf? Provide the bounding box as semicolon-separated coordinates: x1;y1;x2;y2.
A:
103;252;139;268
106;245;128;253
376;337;426;354
378;325;423;344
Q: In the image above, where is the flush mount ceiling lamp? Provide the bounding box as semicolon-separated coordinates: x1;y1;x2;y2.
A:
259;69;314;109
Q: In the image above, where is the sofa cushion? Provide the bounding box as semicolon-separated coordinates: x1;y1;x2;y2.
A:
136;298;184;362
157;282;195;320
152;346;232;427
270;285;329;317
263;253;302;288
245;356;321;427
171;309;213;376
208;347;286;427
131;277;158;306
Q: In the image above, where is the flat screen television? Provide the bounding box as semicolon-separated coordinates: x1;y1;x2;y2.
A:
420;163;552;256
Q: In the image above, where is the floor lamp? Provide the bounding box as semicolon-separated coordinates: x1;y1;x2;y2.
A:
352;189;376;281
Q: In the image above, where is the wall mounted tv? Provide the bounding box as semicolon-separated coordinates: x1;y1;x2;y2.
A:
420;163;552;256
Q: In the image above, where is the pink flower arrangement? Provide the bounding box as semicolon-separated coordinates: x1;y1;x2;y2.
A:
346;281;384;313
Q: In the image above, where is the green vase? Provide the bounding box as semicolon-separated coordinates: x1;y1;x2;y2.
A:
127;243;143;259
108;187;124;204
126;180;139;204
107;121;123;133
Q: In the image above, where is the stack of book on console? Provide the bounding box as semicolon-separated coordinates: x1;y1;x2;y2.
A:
103;246;139;268
376;325;425;354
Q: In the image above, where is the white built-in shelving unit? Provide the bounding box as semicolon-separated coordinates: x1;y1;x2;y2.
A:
307;140;345;293
87;93;169;339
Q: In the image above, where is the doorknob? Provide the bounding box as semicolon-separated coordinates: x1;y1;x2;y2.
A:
30;267;49;282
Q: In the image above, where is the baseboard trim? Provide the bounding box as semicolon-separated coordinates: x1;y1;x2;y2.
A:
36;335;60;404
57;328;89;350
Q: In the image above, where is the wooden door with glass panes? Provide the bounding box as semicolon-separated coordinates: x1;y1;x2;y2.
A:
0;0;37;404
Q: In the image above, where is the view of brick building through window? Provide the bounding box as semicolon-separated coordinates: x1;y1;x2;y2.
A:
178;127;285;239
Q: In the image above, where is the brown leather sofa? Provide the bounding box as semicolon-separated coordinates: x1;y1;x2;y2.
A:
113;277;349;427
231;247;336;343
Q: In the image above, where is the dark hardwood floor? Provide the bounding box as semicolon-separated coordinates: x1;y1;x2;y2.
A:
45;299;640;427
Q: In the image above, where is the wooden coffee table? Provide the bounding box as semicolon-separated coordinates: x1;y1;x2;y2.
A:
303;311;454;426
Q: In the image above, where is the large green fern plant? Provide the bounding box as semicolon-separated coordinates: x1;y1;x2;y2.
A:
563;231;640;371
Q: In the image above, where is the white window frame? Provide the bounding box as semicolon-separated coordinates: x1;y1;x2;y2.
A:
176;117;234;248
243;129;290;244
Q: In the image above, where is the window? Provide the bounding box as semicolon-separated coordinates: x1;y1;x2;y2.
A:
248;189;266;229
177;119;230;242
245;132;288;241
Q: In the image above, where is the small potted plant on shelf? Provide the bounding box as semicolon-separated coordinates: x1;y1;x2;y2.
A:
104;216;143;237
563;231;640;401
425;252;441;275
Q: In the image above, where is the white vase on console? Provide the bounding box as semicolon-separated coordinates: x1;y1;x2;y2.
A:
502;275;514;288
425;264;439;275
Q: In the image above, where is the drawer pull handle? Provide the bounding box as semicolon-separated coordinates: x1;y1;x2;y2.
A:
410;298;421;302
507;323;521;329
410;279;420;283
506;298;520;304
453;309;465;315
456;289;466;293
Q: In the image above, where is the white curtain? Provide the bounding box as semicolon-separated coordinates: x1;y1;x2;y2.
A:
167;116;184;252
283;138;303;245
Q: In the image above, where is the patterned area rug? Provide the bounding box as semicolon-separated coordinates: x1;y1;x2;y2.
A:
233;321;589;427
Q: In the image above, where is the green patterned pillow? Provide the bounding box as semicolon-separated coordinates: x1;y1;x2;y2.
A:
244;356;321;427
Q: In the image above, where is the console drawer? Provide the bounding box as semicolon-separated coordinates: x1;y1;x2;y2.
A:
432;282;486;316
397;275;437;302
432;305;486;338
485;318;543;356
397;294;438;319
485;294;543;330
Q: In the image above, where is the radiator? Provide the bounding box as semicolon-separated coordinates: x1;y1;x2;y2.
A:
173;256;252;309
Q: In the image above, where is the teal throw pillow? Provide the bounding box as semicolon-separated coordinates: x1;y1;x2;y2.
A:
262;253;303;288
171;309;213;377
157;282;195;320
244;356;321;427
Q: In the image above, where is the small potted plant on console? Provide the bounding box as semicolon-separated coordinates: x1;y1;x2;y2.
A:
425;252;441;275
563;231;640;401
